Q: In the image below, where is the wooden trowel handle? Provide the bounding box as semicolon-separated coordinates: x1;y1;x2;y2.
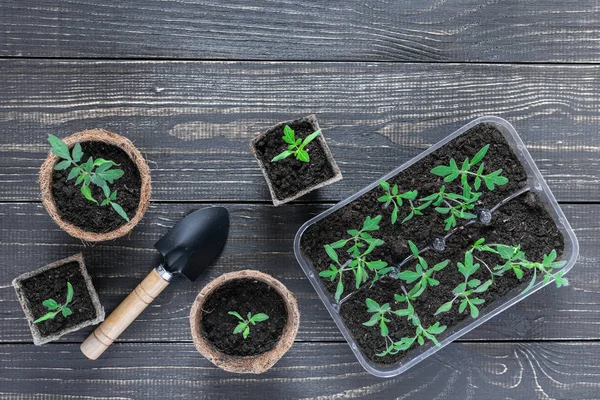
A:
81;268;170;360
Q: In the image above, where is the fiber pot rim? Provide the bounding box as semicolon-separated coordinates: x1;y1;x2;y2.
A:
12;253;105;346
250;114;343;206
190;270;300;374
39;129;152;242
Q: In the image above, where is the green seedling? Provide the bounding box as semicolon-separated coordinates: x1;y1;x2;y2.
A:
368;290;446;357
33;282;74;324
471;238;568;292
48;135;130;222
377;182;430;224
435;250;492;318
397;241;450;298
430;145;508;192
378;145;507;229
271;125;321;162
228;311;269;339
320;216;392;300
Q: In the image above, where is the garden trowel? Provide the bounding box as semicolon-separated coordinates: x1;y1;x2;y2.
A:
81;206;230;360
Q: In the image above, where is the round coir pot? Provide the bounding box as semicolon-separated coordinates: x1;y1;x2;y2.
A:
190;270;300;374
39;129;151;242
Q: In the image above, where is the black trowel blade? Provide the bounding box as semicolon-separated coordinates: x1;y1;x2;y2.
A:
155;207;230;281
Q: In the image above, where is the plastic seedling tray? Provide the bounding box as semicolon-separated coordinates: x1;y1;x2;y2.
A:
294;116;579;377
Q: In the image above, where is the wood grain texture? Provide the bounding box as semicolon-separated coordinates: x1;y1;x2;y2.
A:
0;0;599;62
0;202;596;343
1;60;599;202
1;342;599;399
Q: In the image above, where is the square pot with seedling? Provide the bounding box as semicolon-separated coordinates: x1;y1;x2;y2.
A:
40;129;152;242
12;253;105;345
190;270;300;374
294;116;579;377
250;115;342;206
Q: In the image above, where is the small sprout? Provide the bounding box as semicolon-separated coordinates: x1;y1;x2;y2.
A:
48;135;130;222
271;125;321;163
434;250;491;319
320;216;391;301
228;311;269;339
33;282;74;324
471;238;568;293
430;145;508;191
363;299;392;337
397;241;449;298
378;181;430;224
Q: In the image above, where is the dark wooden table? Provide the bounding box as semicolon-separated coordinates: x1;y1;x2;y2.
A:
1;1;599;399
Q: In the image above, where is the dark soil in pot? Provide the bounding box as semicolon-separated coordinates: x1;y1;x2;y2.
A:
253;119;335;201
200;278;288;356
20;261;98;337
299;123;565;365
51;141;141;233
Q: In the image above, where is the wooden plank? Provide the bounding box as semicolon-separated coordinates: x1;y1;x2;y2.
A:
0;202;596;343
0;60;599;203
0;341;599;399
0;1;599;62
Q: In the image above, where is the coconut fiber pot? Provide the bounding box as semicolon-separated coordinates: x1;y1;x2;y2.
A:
12;253;105;345
40;129;151;242
190;270;300;374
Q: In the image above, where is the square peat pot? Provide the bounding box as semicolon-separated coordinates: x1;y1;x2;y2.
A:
250;115;342;206
293;116;579;377
12;253;105;345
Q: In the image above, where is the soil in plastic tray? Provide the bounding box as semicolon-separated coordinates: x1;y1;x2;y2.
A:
253;119;335;201
20;262;98;337
300;123;565;365
200;278;288;356
52;141;142;233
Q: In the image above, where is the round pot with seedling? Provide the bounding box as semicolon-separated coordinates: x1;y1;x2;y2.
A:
40;129;151;242
294;116;579;377
190;270;300;374
250;114;342;206
12;253;104;345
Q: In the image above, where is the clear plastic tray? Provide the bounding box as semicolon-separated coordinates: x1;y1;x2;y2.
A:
293;116;579;378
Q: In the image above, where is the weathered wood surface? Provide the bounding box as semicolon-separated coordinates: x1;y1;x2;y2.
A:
1;60;599;203
1;342;599;400
1;202;595;343
1;0;599;63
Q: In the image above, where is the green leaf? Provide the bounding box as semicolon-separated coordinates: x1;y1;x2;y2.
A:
111;202;130;222
427;322;447;335
391;184;398;196
71;143;83;163
75;174;85;186
470;145;489;166
523;268;538;294
365;298;380;312
391;204;399;224
474;279;493;293
228;311;244;321
379;180;390;191
66;282;74;303
362;215;382;231
335;280;344;301
396;270;422;283
408;240;419;257
271;150;294;162
48;135;71;160
362;313;380;327
80;185;98;204
296;149;310;162
329;239;347;249
401;211;414;224
93;158;116;167
54;160;72;171
67;167;80;180
453;282;467;295
251;313;269;323
380;320;389;337
33;311;58;324
97;168;124;183
435;301;453;315
324;245;339;263
62;307;72;317
42;299;59;310
299;130;321;150
433;260;449;271
459;299;468;313
282;125;295;144
469;302;479;318
233;323;246;335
